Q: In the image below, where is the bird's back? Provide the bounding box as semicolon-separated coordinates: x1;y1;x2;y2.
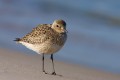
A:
20;24;66;46
16;24;67;54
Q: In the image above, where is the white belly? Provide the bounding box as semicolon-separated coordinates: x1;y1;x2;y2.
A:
19;41;63;54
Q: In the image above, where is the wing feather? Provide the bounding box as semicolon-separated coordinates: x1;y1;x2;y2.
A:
20;24;52;44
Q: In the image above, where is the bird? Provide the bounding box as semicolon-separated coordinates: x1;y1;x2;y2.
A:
14;19;67;75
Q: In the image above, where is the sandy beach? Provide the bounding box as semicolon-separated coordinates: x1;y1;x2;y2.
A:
0;48;119;80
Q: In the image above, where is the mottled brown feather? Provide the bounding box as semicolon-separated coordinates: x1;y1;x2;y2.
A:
20;24;67;46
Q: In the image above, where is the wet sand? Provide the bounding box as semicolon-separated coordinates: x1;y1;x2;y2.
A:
0;48;119;80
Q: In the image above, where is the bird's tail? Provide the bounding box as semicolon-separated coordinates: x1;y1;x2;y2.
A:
14;38;21;42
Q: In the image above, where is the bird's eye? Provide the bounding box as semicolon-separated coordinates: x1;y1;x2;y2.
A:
56;25;59;27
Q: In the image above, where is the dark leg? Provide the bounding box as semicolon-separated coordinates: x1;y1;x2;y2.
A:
42;53;47;74
51;54;56;75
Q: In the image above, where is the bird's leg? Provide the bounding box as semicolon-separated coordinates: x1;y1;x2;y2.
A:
51;54;56;75
42;53;47;74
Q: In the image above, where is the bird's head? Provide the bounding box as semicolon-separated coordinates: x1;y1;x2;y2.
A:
52;19;67;33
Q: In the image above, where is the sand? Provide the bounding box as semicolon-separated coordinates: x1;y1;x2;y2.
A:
0;48;119;80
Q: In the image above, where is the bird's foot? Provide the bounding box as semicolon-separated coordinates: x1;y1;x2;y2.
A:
43;71;48;74
51;72;56;75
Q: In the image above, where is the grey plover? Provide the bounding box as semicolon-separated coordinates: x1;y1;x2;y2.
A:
14;19;67;75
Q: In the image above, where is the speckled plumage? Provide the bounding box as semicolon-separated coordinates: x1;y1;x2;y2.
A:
15;20;67;54
21;24;66;46
14;19;67;75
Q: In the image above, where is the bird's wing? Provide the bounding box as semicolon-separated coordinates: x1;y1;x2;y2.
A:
20;24;53;44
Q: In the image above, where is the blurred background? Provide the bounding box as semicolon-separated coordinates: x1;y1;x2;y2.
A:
0;0;120;74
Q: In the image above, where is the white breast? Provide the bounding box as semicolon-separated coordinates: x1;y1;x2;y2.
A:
19;41;63;54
